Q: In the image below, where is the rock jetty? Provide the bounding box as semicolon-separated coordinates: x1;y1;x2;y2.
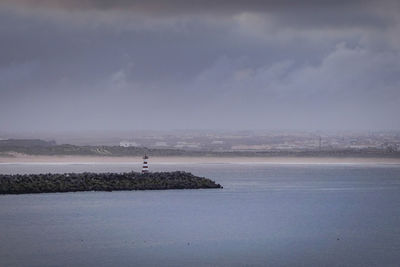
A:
0;171;222;194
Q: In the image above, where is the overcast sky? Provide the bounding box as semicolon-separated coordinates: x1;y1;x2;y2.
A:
1;0;399;133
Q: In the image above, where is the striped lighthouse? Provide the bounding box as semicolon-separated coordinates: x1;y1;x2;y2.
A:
142;154;149;173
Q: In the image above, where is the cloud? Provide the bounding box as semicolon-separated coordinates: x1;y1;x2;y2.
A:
0;0;399;131
1;0;372;11
183;42;400;129
2;0;397;30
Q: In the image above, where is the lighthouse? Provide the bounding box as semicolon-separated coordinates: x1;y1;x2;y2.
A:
142;154;149;173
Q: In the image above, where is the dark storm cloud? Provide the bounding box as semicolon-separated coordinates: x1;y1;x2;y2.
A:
4;0;369;11
3;0;392;29
0;0;399;132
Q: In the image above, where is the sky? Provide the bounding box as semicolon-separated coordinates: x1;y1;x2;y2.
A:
1;0;400;133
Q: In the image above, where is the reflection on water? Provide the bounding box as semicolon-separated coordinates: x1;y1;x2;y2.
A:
1;163;400;266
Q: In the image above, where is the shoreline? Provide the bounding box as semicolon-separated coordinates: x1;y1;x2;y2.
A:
1;154;400;165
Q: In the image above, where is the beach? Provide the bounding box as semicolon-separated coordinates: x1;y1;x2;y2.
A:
1;153;400;165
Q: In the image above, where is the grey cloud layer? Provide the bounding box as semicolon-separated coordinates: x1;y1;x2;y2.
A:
3;0;393;30
0;0;399;131
4;0;372;11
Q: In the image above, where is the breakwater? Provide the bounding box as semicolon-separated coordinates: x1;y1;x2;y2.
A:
0;171;222;194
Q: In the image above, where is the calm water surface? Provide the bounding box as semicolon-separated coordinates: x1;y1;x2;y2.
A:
1;163;400;266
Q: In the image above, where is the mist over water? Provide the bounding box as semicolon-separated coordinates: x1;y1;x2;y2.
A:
1;163;400;266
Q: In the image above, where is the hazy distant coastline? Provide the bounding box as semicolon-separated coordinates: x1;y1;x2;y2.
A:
1;139;399;164
1;154;400;165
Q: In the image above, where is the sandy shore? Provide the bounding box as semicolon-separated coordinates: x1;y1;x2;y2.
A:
1;154;400;165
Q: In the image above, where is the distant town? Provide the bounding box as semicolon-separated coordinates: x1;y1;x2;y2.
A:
116;130;400;152
1;131;399;158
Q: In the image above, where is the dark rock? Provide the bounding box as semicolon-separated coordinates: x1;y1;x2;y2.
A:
0;171;222;194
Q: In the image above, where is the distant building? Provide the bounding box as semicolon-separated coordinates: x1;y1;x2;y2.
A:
119;141;138;147
174;141;200;149
154;141;168;147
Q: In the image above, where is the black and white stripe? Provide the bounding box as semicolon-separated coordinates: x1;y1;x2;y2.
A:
142;155;149;173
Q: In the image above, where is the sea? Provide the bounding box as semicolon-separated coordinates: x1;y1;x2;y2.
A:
1;162;400;266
